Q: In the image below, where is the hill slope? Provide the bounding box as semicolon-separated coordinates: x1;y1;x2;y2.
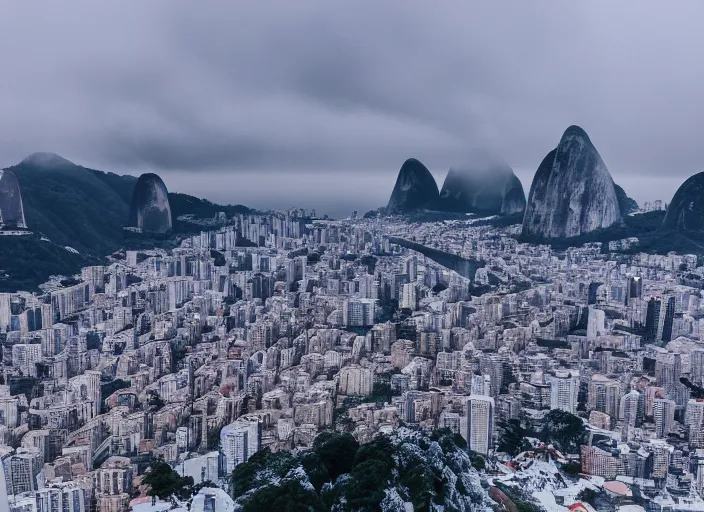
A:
230;428;494;511
10;153;130;255
1;153;251;292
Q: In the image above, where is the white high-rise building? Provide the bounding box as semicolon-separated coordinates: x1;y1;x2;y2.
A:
619;389;643;428
684;399;704;443
546;371;579;414
0;387;18;429
692;350;704;387
466;395;494;456
0;294;10;332
220;416;261;473
401;283;418;310
588;375;621;418
653;398;676;438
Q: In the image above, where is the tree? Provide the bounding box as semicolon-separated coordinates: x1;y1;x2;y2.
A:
231;449;298;499
471;454;486;471
562;462;582;476
498;419;526;456
360;254;377;274
540;410;588;454
577;488;598;507
143;460;194;502
243;479;326;512
313;432;359;484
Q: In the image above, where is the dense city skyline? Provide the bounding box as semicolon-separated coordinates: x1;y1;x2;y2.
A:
3;3;704;511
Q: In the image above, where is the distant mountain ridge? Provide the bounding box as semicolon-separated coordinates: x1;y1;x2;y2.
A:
383;153;526;216
0;152;250;291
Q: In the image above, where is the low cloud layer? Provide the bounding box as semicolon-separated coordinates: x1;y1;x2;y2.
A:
1;1;702;214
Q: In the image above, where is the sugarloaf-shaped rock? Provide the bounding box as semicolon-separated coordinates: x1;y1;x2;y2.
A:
522;125;622;238
662;172;704;231
0;170;27;229
438;153;526;215
387;158;439;211
128;173;172;233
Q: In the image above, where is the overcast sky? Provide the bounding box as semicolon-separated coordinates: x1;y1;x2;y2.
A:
1;1;702;216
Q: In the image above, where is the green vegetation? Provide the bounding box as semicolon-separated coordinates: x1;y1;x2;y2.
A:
432;282;448;294
498;412;586;457
514;210;704;255
169;192;250;219
231;449;299;499
4;156;252;291
12;159;132;255
306;252;321;264
576;488;602;508
538;410;588;454
231;429;486;511
562;462;582;476
100;379;130;410
242;480;326;512
494;481;543;512
497;419;527;456
376;297;398;322
143;460;195;502
360;254;377;274
0;235;94;292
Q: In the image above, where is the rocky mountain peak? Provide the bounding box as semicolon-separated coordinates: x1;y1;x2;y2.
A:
386;158;439;212
438;152;525;215
128;173;173;233
522;126;622;238
562;124;590;141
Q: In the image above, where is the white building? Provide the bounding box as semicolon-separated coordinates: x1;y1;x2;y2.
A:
466;395;494;456
546;371;579;414
653;398;676;438
219;416;261;474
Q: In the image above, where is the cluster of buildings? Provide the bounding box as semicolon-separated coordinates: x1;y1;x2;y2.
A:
1;209;704;511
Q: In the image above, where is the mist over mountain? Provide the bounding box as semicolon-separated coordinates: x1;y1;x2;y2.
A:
438;153;525;216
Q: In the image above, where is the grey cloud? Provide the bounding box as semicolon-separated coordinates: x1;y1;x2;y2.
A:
0;1;703;213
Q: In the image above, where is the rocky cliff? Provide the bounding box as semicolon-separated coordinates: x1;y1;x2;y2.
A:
662;171;704;231
386;158;439;211
614;183;639;215
522;125;622;238
439;153;525;215
128;173;173;233
0;170;27;229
